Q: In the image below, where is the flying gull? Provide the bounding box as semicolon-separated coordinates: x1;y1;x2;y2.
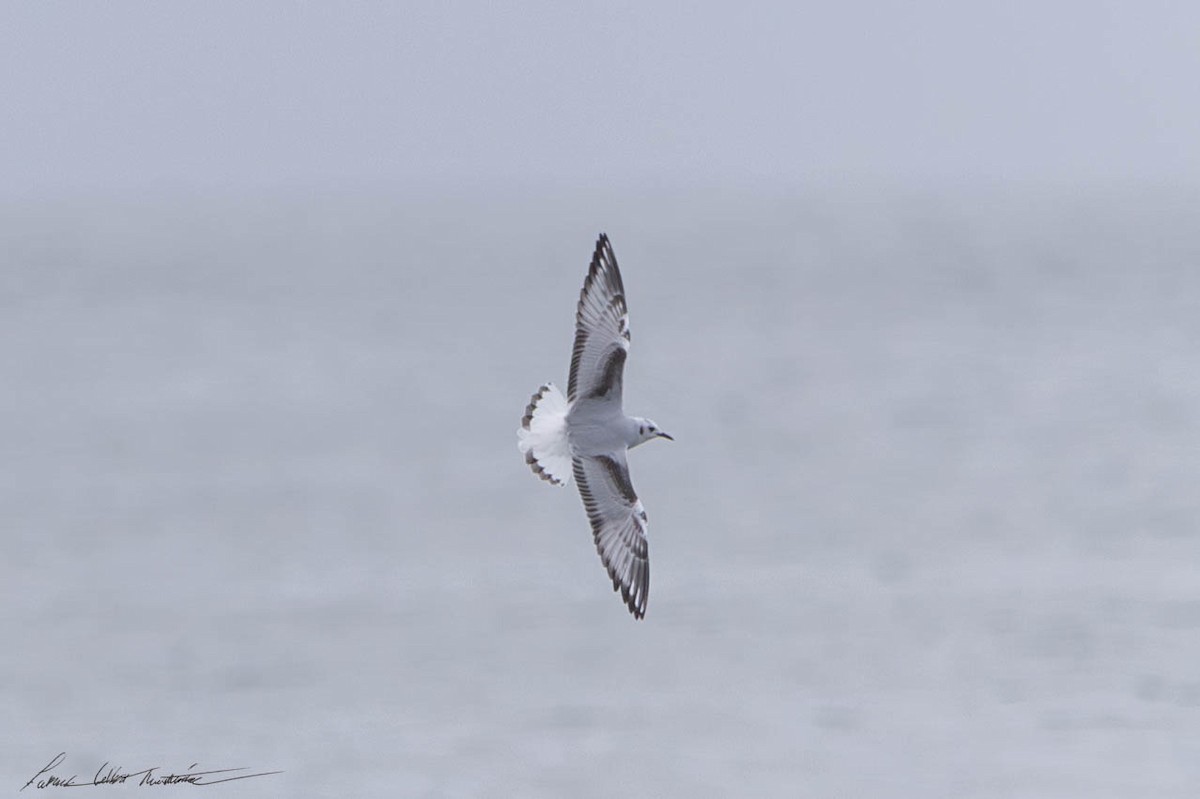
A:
517;233;673;619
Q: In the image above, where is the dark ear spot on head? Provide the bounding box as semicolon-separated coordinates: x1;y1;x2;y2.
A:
639;425;645;435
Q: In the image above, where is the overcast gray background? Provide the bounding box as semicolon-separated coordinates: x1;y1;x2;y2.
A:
4;3;1200;798
4;1;1200;195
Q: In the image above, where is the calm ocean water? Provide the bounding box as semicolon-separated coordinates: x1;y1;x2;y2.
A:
3;186;1199;796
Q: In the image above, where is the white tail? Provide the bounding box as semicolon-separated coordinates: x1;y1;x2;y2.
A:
517;383;572;486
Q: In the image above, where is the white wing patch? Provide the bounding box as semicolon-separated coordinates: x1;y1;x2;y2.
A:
573;451;649;619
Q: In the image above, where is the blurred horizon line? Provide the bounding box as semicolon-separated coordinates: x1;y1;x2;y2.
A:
5;173;1200;211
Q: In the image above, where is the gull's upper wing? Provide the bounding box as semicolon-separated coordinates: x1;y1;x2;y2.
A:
568;234;630;404
573;451;649;619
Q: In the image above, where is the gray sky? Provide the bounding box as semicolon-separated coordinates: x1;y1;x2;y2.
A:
4;1;1199;198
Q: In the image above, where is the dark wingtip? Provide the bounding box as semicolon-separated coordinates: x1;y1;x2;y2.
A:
611;568;647;620
628;594;646;620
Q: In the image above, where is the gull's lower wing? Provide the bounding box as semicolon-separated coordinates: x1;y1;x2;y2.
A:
573;451;649;619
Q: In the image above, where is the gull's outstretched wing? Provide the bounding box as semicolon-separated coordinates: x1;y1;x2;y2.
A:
568;234;630;404
573;452;649;619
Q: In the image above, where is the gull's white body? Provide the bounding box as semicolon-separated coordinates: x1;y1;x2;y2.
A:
517;234;671;619
570;399;654;454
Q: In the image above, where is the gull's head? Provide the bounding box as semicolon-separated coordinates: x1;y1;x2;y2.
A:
631;417;674;448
